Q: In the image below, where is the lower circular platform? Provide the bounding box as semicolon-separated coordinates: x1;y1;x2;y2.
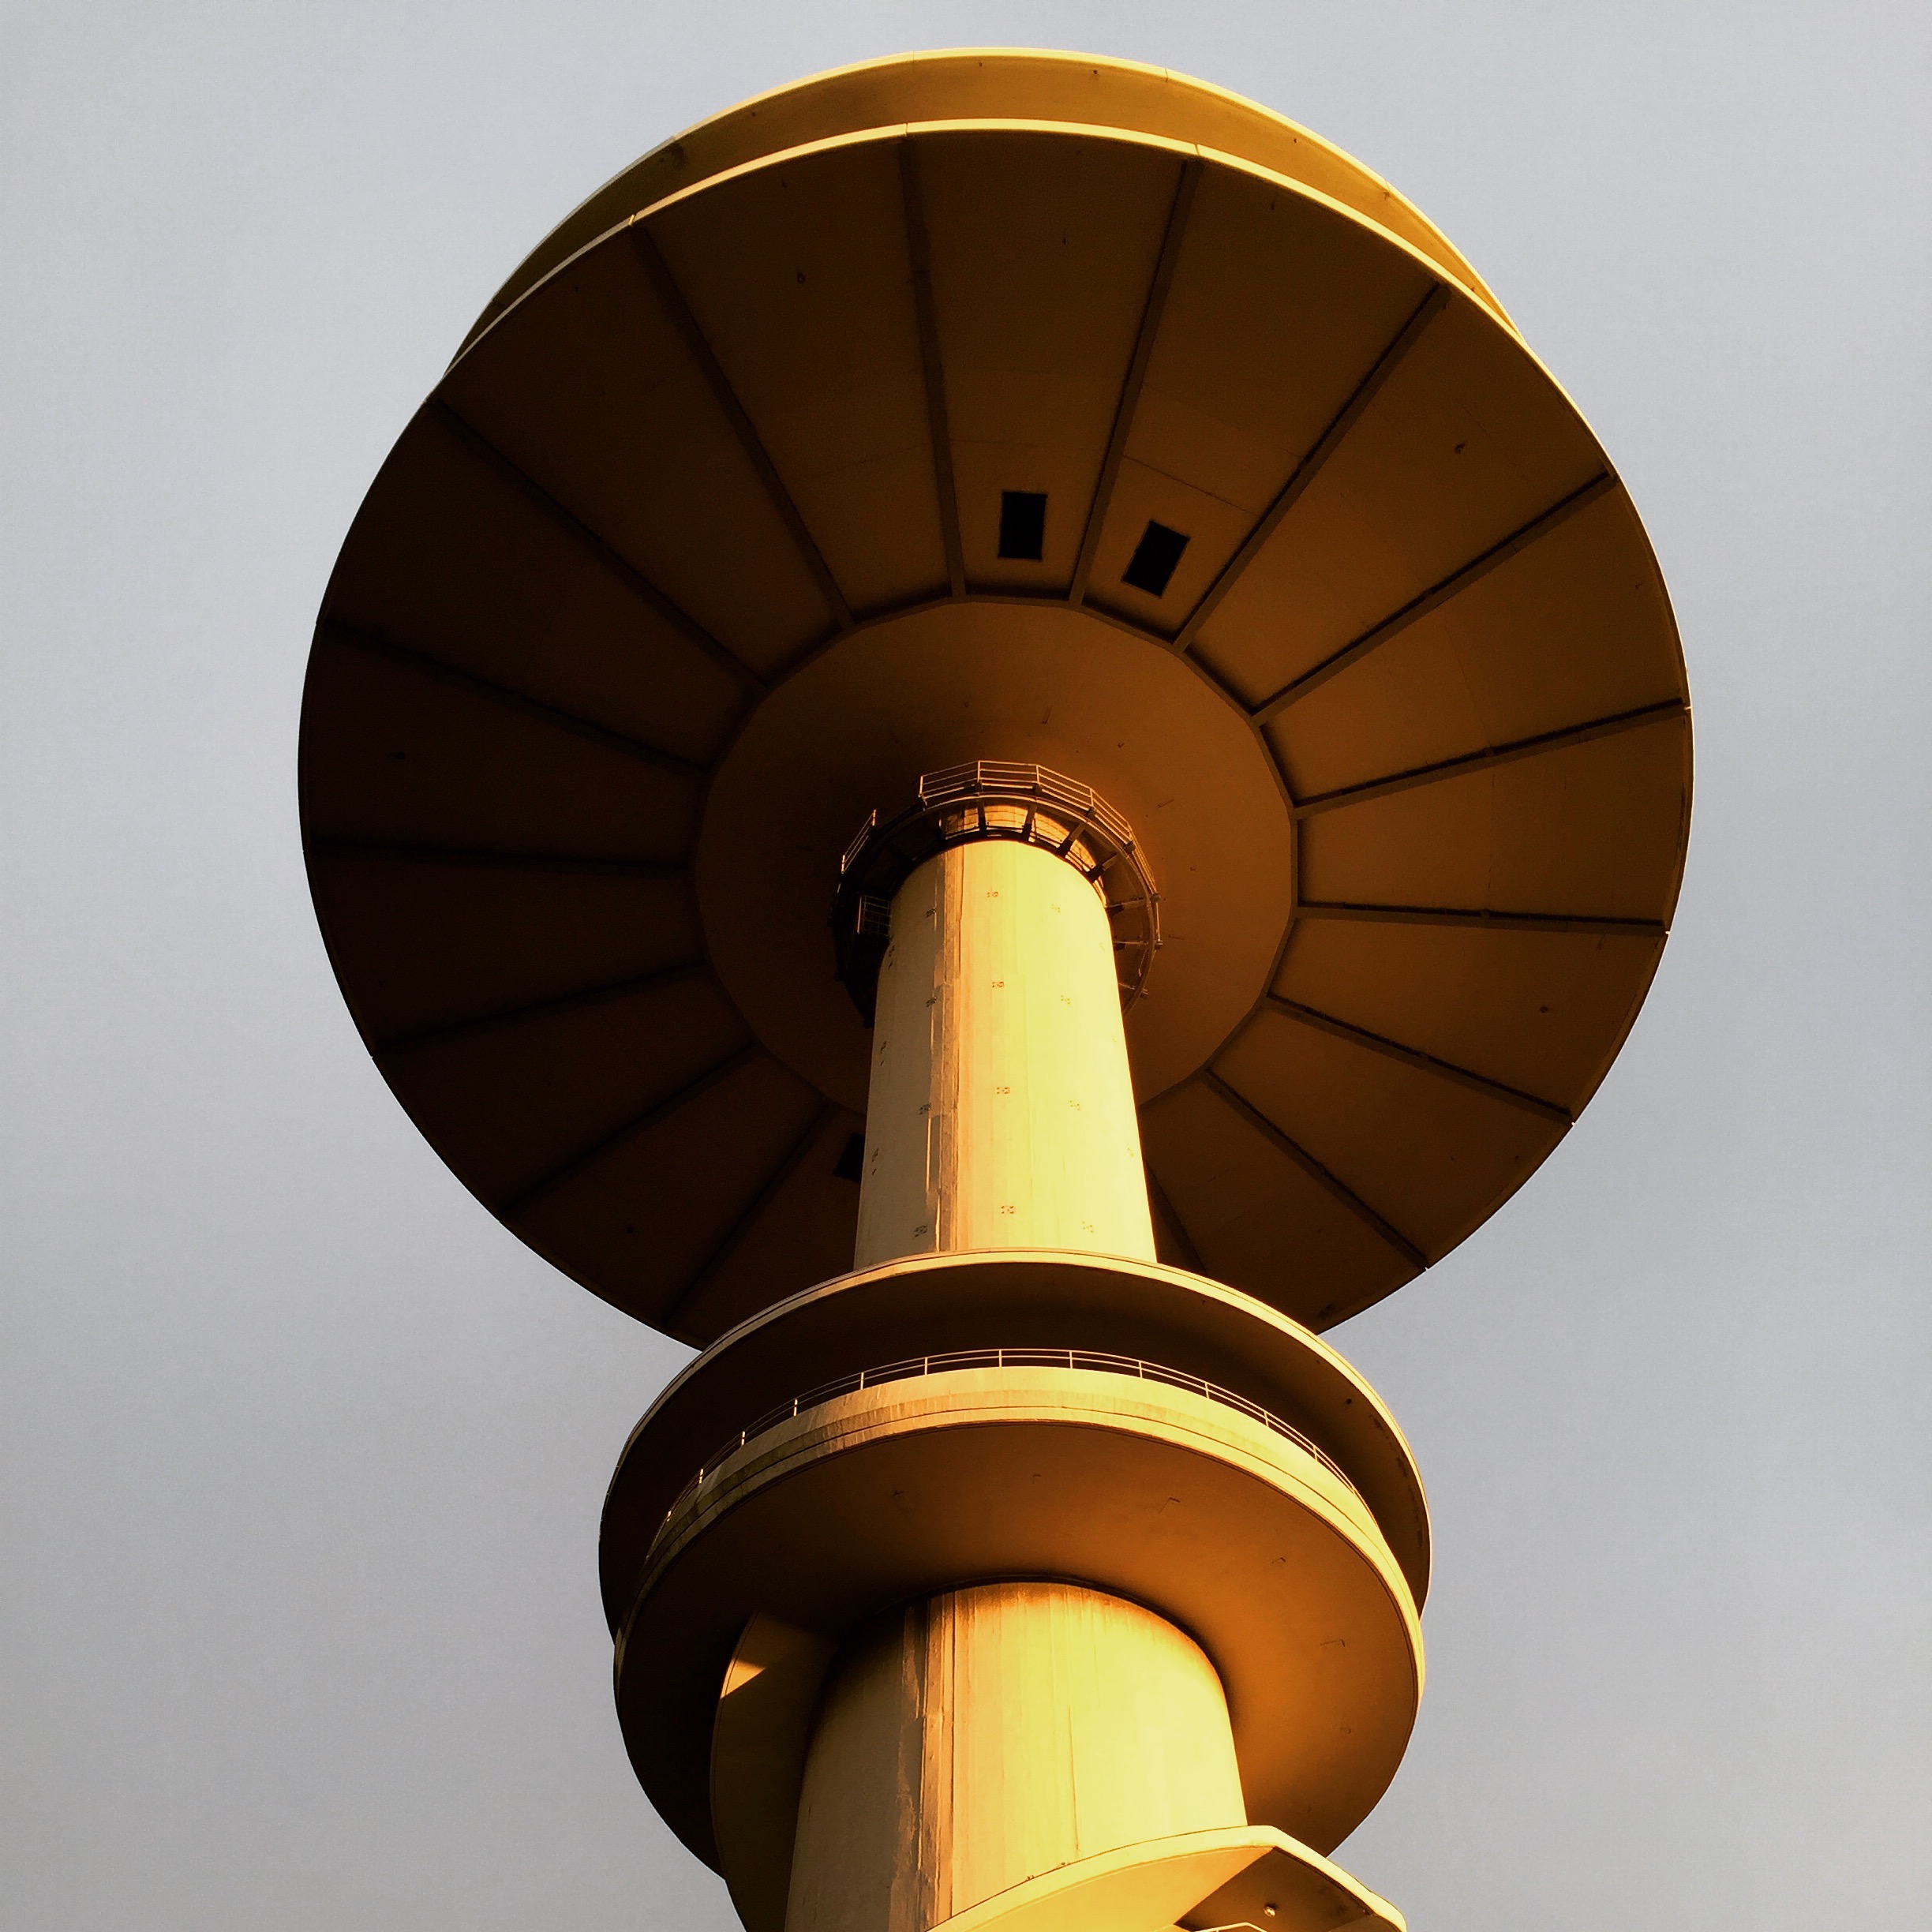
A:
614;1360;1422;1866
601;1249;1430;1634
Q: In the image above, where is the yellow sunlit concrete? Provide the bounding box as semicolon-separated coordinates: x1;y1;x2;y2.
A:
857;840;1155;1267
787;1583;1245;1932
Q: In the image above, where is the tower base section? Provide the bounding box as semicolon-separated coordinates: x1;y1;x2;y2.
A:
785;1582;1246;1932
617;1353;1421;1862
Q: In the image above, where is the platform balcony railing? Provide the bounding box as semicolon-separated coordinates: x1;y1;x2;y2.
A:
656;1346;1364;1535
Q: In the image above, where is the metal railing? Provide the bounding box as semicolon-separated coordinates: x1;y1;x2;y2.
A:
914;761;1140;852
657;1348;1359;1530
831;761;1163;1020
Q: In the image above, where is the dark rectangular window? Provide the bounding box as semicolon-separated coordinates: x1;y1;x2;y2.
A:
833;1133;866;1183
1122;519;1190;597
998;490;1047;560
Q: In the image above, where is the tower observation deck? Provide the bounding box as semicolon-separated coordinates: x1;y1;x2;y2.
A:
300;50;1691;1932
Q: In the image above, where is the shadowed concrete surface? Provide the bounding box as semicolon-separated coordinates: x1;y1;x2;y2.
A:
1;5;1926;1930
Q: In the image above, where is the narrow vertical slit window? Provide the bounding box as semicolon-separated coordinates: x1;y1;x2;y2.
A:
998;491;1048;560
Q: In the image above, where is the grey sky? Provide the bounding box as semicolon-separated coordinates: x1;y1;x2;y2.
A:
2;3;1926;1927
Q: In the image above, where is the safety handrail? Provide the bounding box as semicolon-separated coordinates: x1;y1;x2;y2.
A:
658;1348;1360;1529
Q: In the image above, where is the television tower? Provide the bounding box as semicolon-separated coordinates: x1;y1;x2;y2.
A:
301;51;1690;1932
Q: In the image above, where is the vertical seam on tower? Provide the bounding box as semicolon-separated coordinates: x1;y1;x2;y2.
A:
933;854;962;1250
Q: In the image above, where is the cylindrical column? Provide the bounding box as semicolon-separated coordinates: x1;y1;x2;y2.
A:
853;838;1155;1268
783;1582;1246;1932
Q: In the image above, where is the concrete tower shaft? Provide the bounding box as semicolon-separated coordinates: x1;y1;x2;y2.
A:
856;834;1155;1267
607;775;1425;1932
787;1583;1246;1932
789;792;1260;1930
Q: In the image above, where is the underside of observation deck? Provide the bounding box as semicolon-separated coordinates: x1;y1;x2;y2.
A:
301;54;1690;1347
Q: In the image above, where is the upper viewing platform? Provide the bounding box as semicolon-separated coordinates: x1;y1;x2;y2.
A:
301;47;1690;1347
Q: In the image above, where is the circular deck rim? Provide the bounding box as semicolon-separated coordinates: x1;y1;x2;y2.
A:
600;1249;1431;1634
615;1365;1424;1866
